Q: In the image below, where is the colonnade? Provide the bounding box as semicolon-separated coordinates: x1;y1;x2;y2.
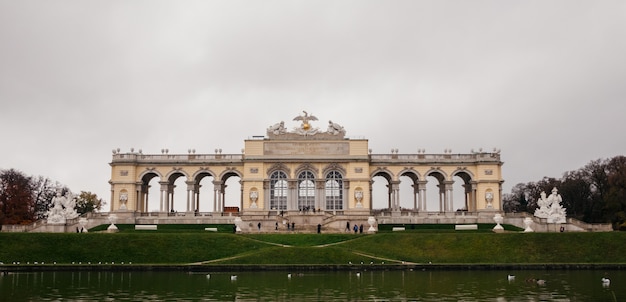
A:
375;180;478;212
132;176;480;213
134;179;233;213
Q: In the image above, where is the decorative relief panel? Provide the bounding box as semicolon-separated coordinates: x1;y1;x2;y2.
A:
264;142;349;156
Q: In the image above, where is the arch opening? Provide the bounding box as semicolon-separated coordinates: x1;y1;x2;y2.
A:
371;172;392;210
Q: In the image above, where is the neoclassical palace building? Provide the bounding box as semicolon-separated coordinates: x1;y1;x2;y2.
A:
109;112;503;228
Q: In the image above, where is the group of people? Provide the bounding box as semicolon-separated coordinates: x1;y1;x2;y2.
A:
346;222;364;234
254;220;368;233
299;206;318;214
267;221;297;231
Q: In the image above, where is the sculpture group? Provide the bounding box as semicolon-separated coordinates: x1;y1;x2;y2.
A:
534;187;567;223
267;111;345;137
46;189;79;224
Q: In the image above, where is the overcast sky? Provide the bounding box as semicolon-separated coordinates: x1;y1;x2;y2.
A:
1;1;625;209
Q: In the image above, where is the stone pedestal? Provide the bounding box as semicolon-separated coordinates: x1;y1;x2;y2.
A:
492;213;504;232
367;216;377;233
234;217;243;232
107;214;119;233
523;217;534;232
78;218;89;233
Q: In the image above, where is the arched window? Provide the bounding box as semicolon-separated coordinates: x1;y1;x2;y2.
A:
270;171;287;210
325;171;343;210
298;171;315;210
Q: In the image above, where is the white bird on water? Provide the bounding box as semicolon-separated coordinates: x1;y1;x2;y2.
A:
507;275;515;282
536;279;546;286
287;273;292;279
206;274;210;279
602;277;610;286
230;275;237;281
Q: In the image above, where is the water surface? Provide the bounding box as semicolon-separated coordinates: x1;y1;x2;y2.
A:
1;270;621;301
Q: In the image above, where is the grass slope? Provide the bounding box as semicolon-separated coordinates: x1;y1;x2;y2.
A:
2;226;625;265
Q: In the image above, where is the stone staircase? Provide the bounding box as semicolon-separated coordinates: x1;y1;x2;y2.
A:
238;210;374;233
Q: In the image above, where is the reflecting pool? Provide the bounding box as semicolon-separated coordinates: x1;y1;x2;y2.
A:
1;269;622;301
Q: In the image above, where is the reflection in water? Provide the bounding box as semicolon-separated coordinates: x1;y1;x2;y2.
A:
0;270;622;301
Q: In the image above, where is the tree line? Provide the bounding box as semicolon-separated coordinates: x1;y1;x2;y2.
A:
0;168;104;226
503;155;626;230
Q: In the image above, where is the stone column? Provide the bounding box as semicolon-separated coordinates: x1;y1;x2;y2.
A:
186;181;196;213
220;182;227;212
263;180;270;210
498;181;504;210
194;184;200;213
369;180;374;211
213;180;223;212
470;182;478;212
239;179;244;211
390;181;400;211
135;184;142;212
168;183;175;212
288;180;298;211
110;189;114;212
316;180;325;212
343;181;350;210
443;181;454;212
417;180;427;212
159;181;169;212
438;183;444;212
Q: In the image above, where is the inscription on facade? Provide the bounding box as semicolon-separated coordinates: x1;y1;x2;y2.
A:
484;169;493;175
355;167;363;173
250;168;259;174
120;170;128;176
264;142;349;156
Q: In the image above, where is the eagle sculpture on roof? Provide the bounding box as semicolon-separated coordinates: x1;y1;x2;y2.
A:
293;110;318;131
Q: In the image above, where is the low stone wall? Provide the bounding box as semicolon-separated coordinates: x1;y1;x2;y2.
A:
3;211;613;233
504;214;613;232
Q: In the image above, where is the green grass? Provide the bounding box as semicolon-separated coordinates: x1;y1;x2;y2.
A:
0;233;270;264
1;225;625;265
343;232;626;264
215;246;379;264
239;233;358;246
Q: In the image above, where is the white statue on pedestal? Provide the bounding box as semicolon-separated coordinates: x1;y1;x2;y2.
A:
355;190;364;208
485;192;494;208
249;191;258;209
119;193;128;210
46;189;79;224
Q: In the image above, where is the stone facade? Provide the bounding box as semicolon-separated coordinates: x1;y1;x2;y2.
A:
109;113;504;219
